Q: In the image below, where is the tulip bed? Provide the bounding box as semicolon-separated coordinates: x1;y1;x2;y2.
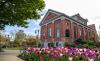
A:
18;47;100;61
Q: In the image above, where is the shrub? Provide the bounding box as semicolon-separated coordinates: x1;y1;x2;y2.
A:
18;53;40;61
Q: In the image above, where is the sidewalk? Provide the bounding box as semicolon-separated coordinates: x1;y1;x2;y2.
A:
0;50;24;61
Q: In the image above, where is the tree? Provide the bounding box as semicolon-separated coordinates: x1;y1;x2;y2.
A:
0;0;45;30
0;30;9;45
25;36;41;47
15;30;26;46
26;38;37;46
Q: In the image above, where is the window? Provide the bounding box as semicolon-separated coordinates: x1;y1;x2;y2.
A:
65;29;70;37
48;27;52;37
56;42;59;47
56;23;60;38
79;29;81;37
56;28;60;38
74;31;77;39
74;27;77;39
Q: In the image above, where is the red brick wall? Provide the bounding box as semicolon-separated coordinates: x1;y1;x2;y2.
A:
62;19;71;42
40;18;97;42
47;22;55;42
41;25;47;42
54;19;63;41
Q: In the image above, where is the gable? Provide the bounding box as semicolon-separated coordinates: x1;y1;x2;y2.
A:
40;9;62;26
45;12;58;20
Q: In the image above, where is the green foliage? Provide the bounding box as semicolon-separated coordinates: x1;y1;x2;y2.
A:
80;40;98;48
97;36;100;40
26;38;38;46
65;39;98;48
48;42;55;47
0;0;45;30
74;39;86;45
0;46;3;52
64;42;69;46
15;30;26;41
14;30;26;46
18;53;40;61
19;53;68;61
64;41;78;47
9;41;20;47
0;35;9;46
86;41;96;48
69;42;76;47
73;55;88;61
4;47;22;50
95;58;100;61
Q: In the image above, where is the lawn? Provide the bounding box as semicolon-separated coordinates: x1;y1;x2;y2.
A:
4;47;23;50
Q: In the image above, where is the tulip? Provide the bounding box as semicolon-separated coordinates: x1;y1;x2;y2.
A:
89;58;95;61
24;47;100;61
68;57;73;61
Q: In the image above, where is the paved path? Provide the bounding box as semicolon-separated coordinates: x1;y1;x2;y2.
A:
0;50;24;61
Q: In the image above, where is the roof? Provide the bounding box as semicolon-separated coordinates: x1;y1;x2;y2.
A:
88;24;96;30
40;9;96;31
71;13;88;22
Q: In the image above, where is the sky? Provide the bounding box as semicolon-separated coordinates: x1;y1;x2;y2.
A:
4;0;100;36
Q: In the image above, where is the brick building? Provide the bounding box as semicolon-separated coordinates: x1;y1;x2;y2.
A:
40;9;97;47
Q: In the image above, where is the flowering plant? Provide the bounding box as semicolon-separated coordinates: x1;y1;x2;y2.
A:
20;47;100;61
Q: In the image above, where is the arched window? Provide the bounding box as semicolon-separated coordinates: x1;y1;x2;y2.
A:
65;29;70;37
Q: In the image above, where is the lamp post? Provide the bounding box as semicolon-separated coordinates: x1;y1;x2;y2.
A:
35;29;40;47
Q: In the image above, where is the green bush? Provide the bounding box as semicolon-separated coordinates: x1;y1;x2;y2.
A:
69;39;98;48
69;42;75;47
19;53;69;61
0;47;2;52
83;40;96;48
18;53;40;61
64;42;71;47
48;42;55;47
95;58;100;61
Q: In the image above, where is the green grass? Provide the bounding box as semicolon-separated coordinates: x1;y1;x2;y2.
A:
4;47;23;50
